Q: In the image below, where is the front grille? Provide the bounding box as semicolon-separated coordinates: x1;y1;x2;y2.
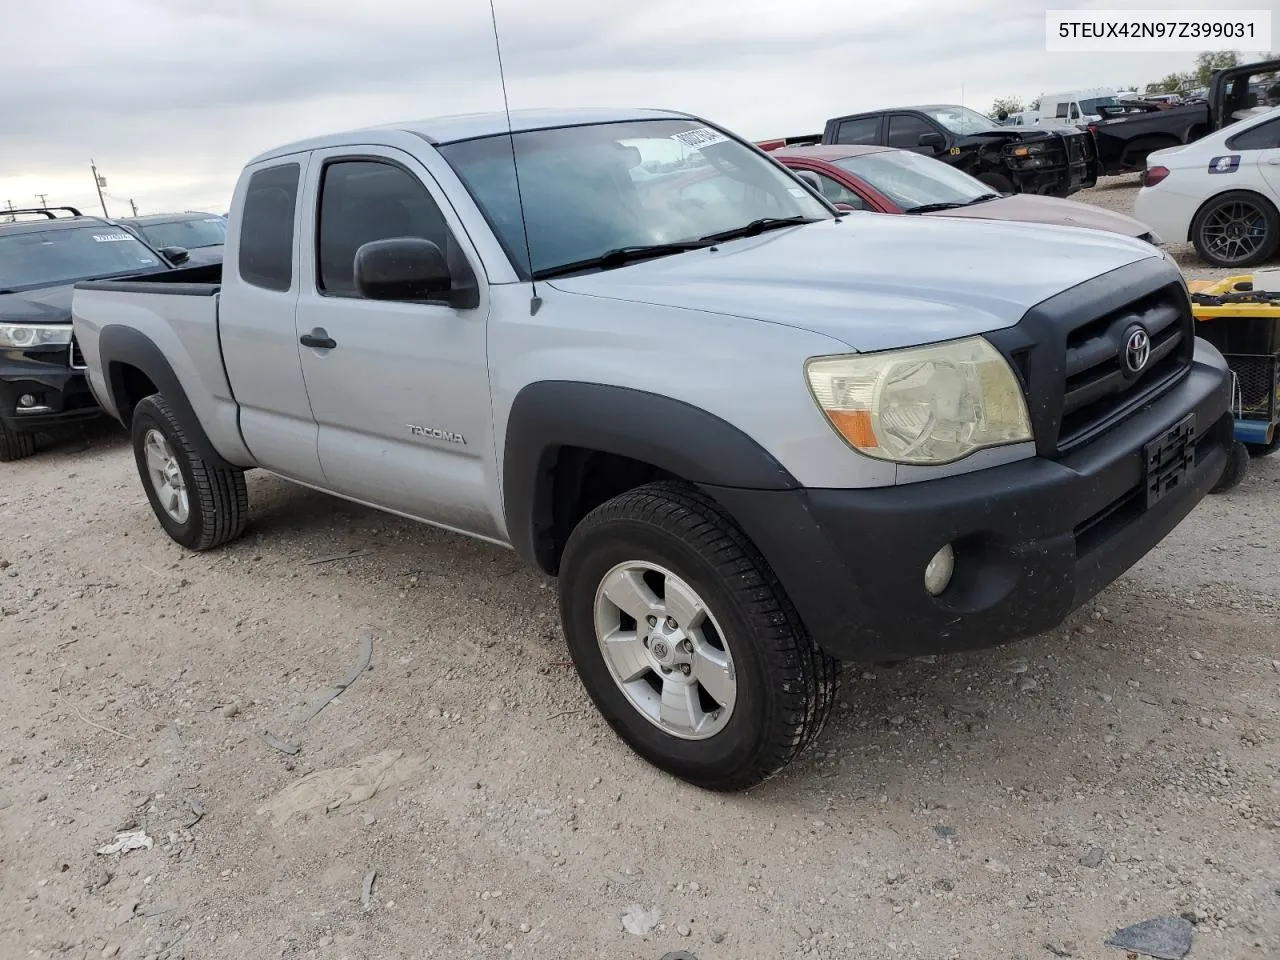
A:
69;336;87;370
1056;286;1192;452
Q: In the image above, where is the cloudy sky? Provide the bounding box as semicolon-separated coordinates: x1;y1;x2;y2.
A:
1;0;1272;217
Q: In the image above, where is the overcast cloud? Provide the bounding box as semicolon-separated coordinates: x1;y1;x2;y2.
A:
0;0;1272;216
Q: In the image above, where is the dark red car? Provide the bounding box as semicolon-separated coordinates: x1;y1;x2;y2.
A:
758;143;1156;241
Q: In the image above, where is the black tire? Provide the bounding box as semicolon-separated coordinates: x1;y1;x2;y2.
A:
1191;191;1280;268
1245;433;1280;458
977;172;1015;194
558;481;840;791
131;394;248;550
1210;441;1249;494
0;422;37;462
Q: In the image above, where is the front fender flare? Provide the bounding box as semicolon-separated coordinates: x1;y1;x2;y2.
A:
502;381;799;573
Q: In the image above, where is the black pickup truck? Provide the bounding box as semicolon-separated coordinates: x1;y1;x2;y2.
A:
800;104;1098;197
1090;58;1280;175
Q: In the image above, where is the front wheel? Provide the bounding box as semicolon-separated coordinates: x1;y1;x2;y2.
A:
558;482;839;791
1210;441;1249;494
1191;191;1280;268
0;421;37;462
131;394;248;550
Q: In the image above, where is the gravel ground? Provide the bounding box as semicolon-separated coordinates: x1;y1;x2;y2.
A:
2;180;1278;960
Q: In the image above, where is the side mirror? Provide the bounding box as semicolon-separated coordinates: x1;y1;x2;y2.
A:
917;132;945;150
997;110;1009;121
353;237;453;303
793;170;823;192
160;245;190;265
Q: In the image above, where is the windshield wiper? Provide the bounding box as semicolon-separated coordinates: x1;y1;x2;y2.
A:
904;202;968;214
532;242;709;280
697;216;820;244
964;192;1002;205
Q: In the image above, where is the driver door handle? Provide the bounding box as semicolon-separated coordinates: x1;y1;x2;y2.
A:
300;329;337;350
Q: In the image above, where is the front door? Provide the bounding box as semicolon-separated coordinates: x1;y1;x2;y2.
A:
292;148;499;539
886;113;948;157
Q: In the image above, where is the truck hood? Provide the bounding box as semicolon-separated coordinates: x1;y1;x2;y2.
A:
923;193;1152;239
547;215;1160;352
0;285;74;324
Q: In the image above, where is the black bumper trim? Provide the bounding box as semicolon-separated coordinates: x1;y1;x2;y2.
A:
0;362;101;432
705;348;1232;662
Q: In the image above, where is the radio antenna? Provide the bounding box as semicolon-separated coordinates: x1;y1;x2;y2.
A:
487;0;541;315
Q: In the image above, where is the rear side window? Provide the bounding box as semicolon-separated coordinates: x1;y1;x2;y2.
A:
1226;117;1280;150
238;163;299;292
834;117;880;145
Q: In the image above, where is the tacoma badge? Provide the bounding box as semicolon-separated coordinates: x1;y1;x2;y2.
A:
406;424;466;445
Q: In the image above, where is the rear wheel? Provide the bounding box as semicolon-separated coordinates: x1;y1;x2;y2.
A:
1191;191;1280;268
131;394;248;550
0;422;37;462
558;482;839;791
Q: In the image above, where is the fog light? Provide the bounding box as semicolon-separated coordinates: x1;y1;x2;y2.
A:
924;544;955;596
18;394;37;408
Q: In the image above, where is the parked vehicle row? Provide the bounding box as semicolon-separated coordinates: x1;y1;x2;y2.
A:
70;107;1235;789
0;207;194;461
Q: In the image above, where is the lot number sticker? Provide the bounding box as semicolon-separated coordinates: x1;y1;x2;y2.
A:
92;233;133;242
1207;155;1241;174
672;127;729;149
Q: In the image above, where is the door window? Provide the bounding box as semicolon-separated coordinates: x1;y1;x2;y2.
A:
812;172;866;208
886;114;937;150
316;159;462;298
1227;116;1280;150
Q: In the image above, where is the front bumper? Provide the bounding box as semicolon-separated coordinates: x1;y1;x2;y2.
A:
1;349;101;432
707;342;1232;662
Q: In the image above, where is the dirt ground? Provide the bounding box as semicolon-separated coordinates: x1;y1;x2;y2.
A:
2;179;1278;960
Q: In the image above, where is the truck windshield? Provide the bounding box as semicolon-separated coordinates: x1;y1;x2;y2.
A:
834;150;993;210
438;118;832;279
0;225;165;292
134;217;226;250
920;106;1005;135
1079;96;1119;114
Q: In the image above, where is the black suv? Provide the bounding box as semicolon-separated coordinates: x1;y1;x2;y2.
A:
817;104;1099;197
0;207;187;461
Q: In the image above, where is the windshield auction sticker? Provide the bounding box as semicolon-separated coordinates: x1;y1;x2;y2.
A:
1045;9;1272;51
672;128;730;150
91;234;133;242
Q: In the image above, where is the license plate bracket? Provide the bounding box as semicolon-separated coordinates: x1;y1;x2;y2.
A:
1144;413;1195;509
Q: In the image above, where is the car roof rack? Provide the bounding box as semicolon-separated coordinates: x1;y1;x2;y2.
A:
2;206;84;220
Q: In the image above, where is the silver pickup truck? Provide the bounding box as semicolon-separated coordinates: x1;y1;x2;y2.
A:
72;107;1234;789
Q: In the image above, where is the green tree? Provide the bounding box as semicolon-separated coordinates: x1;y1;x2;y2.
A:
1190;50;1239;87
990;95;1024;118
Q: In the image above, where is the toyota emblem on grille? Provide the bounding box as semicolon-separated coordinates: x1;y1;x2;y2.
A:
1123;326;1151;374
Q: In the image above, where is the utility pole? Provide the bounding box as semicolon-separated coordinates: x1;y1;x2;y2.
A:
34;193;49;208
3;200;14;222
90;159;109;217
129;198;139;216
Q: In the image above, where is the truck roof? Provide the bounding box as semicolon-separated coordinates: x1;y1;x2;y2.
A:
249;107;696;163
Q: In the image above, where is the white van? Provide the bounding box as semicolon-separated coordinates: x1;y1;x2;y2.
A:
1037;88;1120;126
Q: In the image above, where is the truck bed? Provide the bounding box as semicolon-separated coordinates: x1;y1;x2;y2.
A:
74;261;222;296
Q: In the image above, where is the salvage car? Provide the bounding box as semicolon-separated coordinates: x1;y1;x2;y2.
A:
118;212;227;266
1090;58;1280;175
73;108;1232;789
0;207;188;460
787;104;1098;196
760;143;1157;241
1135;108;1280;267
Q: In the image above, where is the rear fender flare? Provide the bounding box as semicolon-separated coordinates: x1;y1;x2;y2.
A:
98;324;232;468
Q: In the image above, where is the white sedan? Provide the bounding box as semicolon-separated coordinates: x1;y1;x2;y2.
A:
1135;108;1280;268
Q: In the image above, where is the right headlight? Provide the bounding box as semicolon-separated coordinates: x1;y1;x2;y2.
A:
805;336;1033;465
